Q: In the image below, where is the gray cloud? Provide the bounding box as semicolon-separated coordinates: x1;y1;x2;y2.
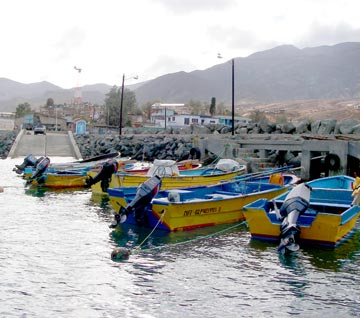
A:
206;25;281;57
298;22;360;47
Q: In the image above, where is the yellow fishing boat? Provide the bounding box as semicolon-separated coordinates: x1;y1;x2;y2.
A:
27;170;88;188
87;159;246;194
242;176;360;250
108;175;288;231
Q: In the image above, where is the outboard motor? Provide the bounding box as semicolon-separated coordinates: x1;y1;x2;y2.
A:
189;147;201;160
27;156;51;184
110;175;162;228
85;159;119;192
275;183;312;253
13;154;39;174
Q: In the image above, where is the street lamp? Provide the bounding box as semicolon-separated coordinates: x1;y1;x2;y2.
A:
231;58;234;136
55;106;58;131
218;54;235;135
119;74;138;135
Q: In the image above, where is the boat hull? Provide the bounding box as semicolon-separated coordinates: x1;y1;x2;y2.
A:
29;171;88;188
151;188;287;231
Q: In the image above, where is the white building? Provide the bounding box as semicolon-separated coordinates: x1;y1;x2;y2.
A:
149;103;251;128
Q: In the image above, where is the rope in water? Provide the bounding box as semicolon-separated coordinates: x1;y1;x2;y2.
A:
133;210;167;251
131;219;248;254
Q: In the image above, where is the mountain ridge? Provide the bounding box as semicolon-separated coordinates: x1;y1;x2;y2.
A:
1;42;360;112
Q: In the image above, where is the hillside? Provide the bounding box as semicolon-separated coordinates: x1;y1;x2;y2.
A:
238;98;360;123
2;42;360;121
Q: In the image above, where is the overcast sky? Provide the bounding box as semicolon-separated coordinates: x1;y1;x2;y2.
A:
2;0;360;88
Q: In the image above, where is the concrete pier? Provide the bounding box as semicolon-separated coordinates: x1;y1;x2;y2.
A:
8;129;82;159
199;134;360;180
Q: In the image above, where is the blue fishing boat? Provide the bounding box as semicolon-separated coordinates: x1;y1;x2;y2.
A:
306;174;354;189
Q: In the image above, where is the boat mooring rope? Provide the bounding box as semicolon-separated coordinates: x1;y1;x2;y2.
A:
111;218;248;261
134;209;167;250
145;220;248;252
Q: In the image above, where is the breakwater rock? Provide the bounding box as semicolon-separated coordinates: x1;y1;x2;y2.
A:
205;118;360;135
74;134;197;162
96;117;360;137
73;133;302;170
0;131;17;159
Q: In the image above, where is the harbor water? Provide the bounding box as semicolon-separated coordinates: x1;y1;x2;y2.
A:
1;157;359;318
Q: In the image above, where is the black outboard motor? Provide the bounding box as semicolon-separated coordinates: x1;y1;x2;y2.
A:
189;147;201;160
13;154;39;174
27;156;51;184
275;183;312;253
85;159;119;192
110;175;162;228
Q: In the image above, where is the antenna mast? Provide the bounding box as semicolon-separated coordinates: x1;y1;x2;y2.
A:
74;66;82;105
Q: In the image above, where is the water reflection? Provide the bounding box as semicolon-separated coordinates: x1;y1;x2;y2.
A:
303;230;360;271
90;193;111;209
110;222;247;252
247;229;360;272
24;185;88;197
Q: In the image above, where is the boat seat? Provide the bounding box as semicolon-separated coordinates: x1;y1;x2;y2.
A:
268;211;281;223
309;202;350;209
214;190;238;196
205;193;236;200
298;214;316;226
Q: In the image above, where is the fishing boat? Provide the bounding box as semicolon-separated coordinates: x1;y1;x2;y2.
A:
107;175;288;231
24;156;203;189
306;174;355;189
242;175;360;251
87;158;246;194
116;159;202;174
14;152;121;175
20;152;149;188
27;170;89;188
24;156;89;188
244;171;301;186
20;153;119;188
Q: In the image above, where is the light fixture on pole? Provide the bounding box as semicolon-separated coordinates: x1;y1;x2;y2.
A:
217;54;235;136
119;74;138;136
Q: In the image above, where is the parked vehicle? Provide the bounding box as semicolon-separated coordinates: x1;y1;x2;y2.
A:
34;125;46;135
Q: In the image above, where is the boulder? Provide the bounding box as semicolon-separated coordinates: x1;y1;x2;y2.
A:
336;119;360;134
317;119;337;134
